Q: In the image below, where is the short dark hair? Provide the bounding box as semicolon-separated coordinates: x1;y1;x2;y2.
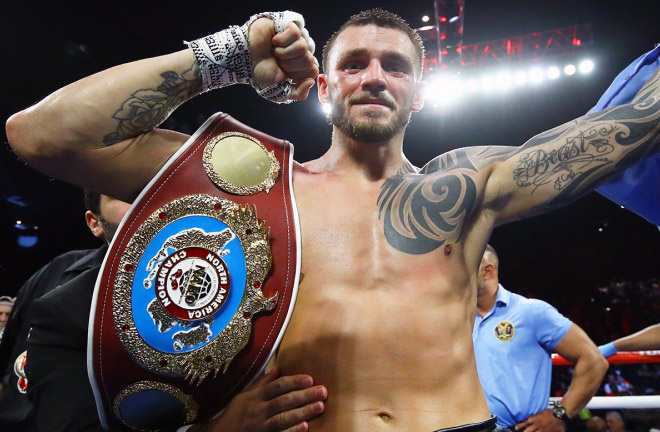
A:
83;189;101;215
322;8;425;79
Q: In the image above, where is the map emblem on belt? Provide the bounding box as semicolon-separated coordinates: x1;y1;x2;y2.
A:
146;239;232;323
113;194;278;384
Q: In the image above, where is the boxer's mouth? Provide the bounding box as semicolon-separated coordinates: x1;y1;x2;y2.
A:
350;95;395;110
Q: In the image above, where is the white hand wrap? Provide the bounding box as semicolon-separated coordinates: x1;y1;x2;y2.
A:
186;11;315;104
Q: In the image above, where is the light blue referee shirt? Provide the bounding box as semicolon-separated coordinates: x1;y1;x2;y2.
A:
472;284;572;427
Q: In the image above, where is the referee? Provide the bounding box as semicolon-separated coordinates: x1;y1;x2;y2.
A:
473;245;608;432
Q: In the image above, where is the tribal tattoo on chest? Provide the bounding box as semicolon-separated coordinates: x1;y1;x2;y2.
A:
377;150;481;255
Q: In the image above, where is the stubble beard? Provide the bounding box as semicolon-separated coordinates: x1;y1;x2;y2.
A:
327;93;413;143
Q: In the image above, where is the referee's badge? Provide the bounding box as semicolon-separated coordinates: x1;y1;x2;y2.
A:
494;320;515;341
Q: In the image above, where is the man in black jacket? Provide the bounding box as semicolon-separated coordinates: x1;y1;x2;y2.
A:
0;191;129;431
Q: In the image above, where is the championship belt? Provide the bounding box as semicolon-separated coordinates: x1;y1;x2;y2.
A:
87;113;301;431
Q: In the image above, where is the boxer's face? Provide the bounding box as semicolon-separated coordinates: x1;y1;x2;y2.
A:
319;25;425;143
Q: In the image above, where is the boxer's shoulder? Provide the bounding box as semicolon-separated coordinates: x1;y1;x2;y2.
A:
293;160;311;173
292;158;330;181
418;146;504;177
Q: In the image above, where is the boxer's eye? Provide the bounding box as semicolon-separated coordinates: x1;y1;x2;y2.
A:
343;61;364;72
384;61;411;76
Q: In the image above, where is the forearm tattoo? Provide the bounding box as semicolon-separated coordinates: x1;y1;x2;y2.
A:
103;62;202;145
377;150;478;254
513;80;660;213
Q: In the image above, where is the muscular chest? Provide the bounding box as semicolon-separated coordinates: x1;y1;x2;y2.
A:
293;175;383;268
291;172;470;291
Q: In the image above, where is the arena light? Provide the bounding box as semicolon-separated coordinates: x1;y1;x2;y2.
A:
496;72;513;90
449;16;460;23
422;15;430;23
480;75;495;92
579;59;594;74
514;71;527;86
466;79;479;93
564;64;577;76
321;103;332;114
547;66;561;80
529;67;544;84
425;76;464;105
17;236;38;248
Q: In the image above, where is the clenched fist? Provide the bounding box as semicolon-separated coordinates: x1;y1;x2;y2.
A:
248;18;319;101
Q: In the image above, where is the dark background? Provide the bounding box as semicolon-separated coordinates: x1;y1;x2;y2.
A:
1;0;659;300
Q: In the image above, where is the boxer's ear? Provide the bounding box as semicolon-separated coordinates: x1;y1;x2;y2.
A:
317;74;328;103
412;80;427;112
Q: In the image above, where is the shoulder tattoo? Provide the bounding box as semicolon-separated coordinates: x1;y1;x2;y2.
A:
377;150;480;254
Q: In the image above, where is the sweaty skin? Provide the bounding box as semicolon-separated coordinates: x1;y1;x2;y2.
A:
281;164;489;430
7;14;660;432
269;25;492;430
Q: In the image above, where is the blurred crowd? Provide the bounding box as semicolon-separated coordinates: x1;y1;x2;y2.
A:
548;277;660;432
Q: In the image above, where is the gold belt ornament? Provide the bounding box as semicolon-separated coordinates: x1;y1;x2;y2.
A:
89;113;301;431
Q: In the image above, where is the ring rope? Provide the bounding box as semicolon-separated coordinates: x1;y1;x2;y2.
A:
549;396;660;409
552;350;660;365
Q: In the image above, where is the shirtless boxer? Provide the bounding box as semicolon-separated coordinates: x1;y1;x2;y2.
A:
6;8;660;432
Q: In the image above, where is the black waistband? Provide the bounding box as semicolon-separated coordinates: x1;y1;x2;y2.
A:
434;416;498;432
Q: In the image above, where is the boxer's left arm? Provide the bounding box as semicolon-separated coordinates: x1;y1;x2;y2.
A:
377;68;660;258
515;324;608;432
480;66;660;224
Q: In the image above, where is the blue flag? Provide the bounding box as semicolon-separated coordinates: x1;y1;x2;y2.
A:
591;45;660;226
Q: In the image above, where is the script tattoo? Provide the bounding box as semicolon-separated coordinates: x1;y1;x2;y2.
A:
513;123;617;191
103;62;201;145
378;150;478;254
512;89;660;213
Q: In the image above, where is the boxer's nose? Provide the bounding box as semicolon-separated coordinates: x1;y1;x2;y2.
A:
360;60;387;93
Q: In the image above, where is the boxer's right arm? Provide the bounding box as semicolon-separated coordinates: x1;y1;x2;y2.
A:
6;48;200;202
6;16;317;202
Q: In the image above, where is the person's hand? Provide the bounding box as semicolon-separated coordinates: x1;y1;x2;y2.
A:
248;18;318;100
515;410;566;432
207;367;327;432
